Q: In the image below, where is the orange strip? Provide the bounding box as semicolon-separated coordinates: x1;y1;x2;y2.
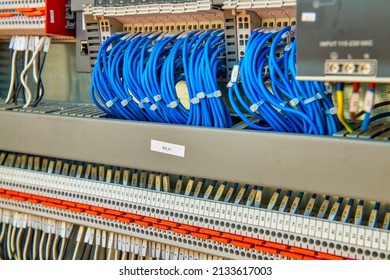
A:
191;232;210;239
6;190;19;196
143;217;160;223
41;201;56;207
199;228;221;236
317;252;344;260
101;213;116;220
85;210;99;216
0;189;5;193
266;241;290;250
77;203;91;210
125;213;142;220
68;207;83;213
255;245;279;255
24;11;45;17
232;240;254;249
36;7;46;11
31;195;48;201
16;8;35;12
0;13;15;18
0;194;11;199
221;232;243;241
53;204;68;210
105;209;124;216
18;193;32;199
211;236;231;244
117;217;134;224
180;225;199;232
172;228;190;235
290;247;317;256
160;220;180;227
243;237;265;246
27;199;39;204
90;206;105;212
135;220;152;227
281;251;304;260
153;224;171;231
47;198;62;204
63;201;76;207
11;196;26;202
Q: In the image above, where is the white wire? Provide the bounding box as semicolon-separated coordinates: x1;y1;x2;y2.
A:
52;235;60;260
39;231;46;260
15;228;24;260
22;227;32;260
72;241;81;260
19;37;45;108
32;229;39;260
93;245;99;260
10;226;17;258
58;237;66;260
6;225;13;259
0;223;7;243
45;233;52;260
5;50;18;104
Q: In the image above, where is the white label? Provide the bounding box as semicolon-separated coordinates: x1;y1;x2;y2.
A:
50;10;55;24
350;92;360;113
364;90;374;112
290;215;297;233
364;229;373;248
329;223;336;240
379;232;387;250
350;226;358;245
372;230;380;249
336;224;344;242
322;221;330;239
343;225;350;243
301;12;316;22
315;221;323;238
357;228;365;246
308;219;316;237
151;140;185;158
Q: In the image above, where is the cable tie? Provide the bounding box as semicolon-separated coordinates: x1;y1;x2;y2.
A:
43;37;51;52
138;102;144;109
325;107;337;115
213;90;222;98
189;97;200;104
167;100;179;109
106;97;119;108
197;92;205;99
250;99;265;112
325;84;333;94
150;104;158;111
289;98;300;106
281;31;291;39
8;36;15;49
226;81;233;88
303;94;321;105
120;33;132;41
153;95;162;102
284;43;293;52
121;97;133;107
141;97;150;103
280;100;288;107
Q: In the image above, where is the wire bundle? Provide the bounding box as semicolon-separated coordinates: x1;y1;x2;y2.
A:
90;30;232;128
5;35;49;108
228;26;340;135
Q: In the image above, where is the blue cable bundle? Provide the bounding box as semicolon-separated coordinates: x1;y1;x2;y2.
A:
90;30;232;128
228;26;340;135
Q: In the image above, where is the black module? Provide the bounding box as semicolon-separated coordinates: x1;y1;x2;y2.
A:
296;0;390;83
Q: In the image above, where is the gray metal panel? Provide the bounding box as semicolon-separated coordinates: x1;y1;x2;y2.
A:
0;110;389;203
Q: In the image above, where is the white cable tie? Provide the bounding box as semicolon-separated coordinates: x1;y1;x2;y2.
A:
325;83;333;94
250;99;265;112
281;31;291;39
291;25;297;32
289;98;300;107
189;97;199;104
230;65;240;83
316;92;323;100
213;90;222;98
280;101;288;107
106;97;118;108
206;93;213;98
138;103;144;109
153;94;161;102
141;97;150;103
325;107;337;115
167;100;178;109
284;43;293;52
120;33;132;41
226;81;233;88
197;92;205;99
303;95;320;105
150;104;158;111
121;96;133;106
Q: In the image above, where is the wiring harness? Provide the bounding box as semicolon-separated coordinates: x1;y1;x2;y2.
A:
90;30;232;128
228;26;340;135
4;35;50;108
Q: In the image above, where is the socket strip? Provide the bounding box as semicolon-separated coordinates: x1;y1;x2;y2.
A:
0;209;224;260
83;1;216;16
222;0;296;9
0;166;389;260
1;197;295;260
123;20;223;33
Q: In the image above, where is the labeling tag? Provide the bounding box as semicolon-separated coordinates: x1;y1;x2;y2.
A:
364;90;374;112
151;140;185;158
